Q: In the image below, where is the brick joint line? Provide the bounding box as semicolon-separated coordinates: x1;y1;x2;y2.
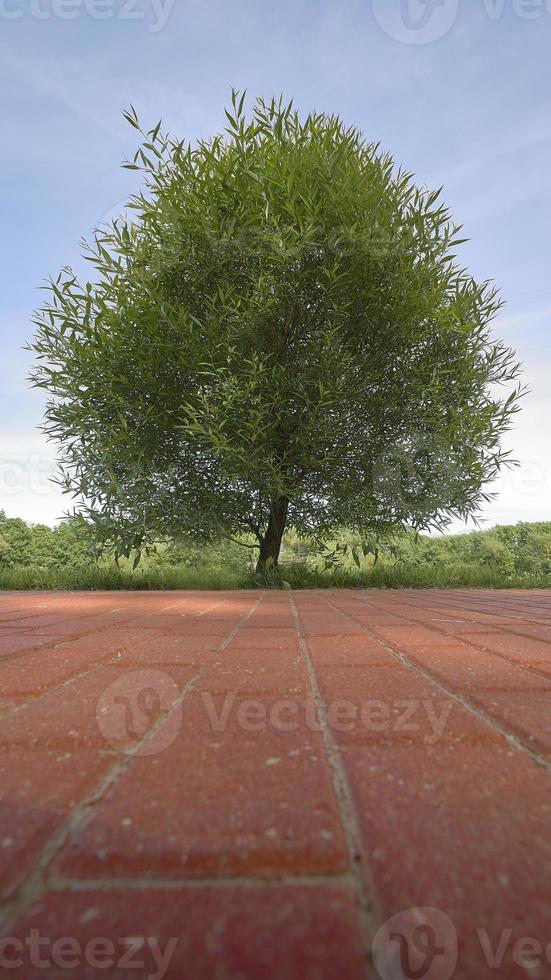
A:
0;649;135;723
324;594;551;775
355;589;551;682
0;594;265;937
49;872;358;891
289;593;380;976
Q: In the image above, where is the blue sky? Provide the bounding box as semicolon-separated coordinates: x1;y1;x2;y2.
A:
1;0;550;529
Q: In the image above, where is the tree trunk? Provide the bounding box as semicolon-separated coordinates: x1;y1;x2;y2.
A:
256;496;288;573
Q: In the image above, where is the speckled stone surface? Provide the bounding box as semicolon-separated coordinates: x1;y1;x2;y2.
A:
1;588;550;979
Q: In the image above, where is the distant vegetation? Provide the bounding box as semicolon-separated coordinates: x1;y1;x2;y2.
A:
0;511;550;590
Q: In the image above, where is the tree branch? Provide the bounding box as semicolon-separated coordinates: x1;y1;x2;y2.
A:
224;534;260;551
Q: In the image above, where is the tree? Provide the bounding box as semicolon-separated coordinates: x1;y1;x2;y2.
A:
0;512;99;569
0;513;33;568
29;93;523;572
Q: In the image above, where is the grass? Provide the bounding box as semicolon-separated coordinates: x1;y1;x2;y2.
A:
0;564;248;592
0;561;549;591
279;562;550;590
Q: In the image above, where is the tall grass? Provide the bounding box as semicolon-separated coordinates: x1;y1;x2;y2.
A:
0;564;249;592
279;562;549;589
0;561;549;591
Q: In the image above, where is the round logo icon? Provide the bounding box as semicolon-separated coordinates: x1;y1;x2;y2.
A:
371;0;459;45
372;907;458;980
96;669;182;756
96;196;133;232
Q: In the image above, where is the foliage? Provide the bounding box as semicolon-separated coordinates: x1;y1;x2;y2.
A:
283;522;551;581
29;93;522;569
2;513;551;588
0;511;98;569
161;535;246;569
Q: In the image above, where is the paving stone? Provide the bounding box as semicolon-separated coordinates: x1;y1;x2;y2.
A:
459;631;551;666
54;693;348;879
307;632;398;667
2;587;551;980
224;627;300;650
116;631;221;666
0;747;112;901
461;689;551;756
0;665;196;751
315;662;493;748
6;886;368;980
343;742;551;979
0;633;56;658
199;654;309;695
398;643;550;692
0;629;166;698
371;624;471;653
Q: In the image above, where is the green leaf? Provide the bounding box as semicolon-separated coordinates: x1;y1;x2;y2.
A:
27;91;522;562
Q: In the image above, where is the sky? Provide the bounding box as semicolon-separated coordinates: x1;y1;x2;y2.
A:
1;0;550;532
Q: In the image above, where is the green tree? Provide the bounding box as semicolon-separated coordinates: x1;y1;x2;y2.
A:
29;94;523;571
512;524;551;576
476;533;515;574
29;523;57;568
49;518;100;568
0;513;33;567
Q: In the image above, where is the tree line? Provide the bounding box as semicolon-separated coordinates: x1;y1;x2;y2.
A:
2;510;550;581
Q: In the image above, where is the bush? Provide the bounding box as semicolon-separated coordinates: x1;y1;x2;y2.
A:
1;512;551;590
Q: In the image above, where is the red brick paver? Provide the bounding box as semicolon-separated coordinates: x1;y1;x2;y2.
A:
0;588;550;979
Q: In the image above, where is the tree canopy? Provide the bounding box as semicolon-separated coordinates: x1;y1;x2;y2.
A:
0;512;98;569
29;93;522;570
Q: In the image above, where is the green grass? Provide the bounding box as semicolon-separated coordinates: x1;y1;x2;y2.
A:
0;561;549;591
279;562;550;589
0;564;248;592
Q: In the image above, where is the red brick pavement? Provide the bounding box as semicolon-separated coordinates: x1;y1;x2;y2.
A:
0;589;550;979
